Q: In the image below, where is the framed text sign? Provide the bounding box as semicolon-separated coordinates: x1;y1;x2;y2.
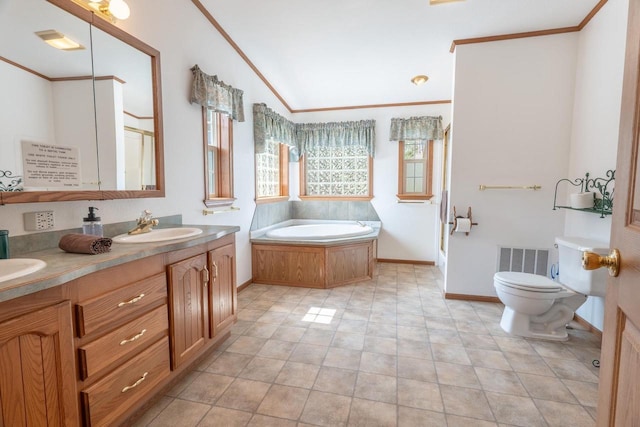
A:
21;141;81;188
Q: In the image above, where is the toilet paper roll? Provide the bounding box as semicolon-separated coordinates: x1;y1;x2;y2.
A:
454;218;472;233
570;192;594;209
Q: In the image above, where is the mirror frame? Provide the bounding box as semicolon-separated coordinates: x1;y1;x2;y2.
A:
0;0;164;205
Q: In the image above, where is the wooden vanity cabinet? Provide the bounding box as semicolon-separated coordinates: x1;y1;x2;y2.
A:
73;255;171;427
0;231;237;426
167;234;237;369
209;242;237;337
0;301;79;427
167;252;210;369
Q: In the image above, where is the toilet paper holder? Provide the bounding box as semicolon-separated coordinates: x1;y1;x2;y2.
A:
448;206;479;236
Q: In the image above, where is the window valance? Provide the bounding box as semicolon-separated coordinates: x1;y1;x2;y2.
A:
389;116;443;141
253;103;297;155
296;120;376;158
253;103;376;159
190;65;245;122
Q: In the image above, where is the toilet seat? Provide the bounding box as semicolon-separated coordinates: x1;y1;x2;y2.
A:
494;271;563;293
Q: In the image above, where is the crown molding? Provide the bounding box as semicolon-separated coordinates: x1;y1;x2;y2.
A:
450;0;608;52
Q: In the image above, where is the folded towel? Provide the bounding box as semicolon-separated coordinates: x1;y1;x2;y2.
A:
59;234;112;255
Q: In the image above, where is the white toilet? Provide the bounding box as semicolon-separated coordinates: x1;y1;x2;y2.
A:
494;236;609;341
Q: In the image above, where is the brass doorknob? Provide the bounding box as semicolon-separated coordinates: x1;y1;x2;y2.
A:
582;249;620;277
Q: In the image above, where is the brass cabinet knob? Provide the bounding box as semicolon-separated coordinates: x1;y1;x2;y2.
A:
582;249;620;277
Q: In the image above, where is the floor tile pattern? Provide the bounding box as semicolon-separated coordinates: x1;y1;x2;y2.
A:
134;263;601;426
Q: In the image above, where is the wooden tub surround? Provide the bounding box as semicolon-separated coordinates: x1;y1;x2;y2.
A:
252;239;376;288
251;221;380;288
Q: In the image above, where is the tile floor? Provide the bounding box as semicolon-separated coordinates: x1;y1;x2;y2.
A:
133;263;602;427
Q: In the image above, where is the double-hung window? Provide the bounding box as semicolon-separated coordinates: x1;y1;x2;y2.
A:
203;109;234;207
397;140;433;200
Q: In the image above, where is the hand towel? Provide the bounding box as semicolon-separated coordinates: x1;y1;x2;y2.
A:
59;234;112;255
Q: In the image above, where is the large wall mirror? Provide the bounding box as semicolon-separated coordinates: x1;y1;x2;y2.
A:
0;0;164;204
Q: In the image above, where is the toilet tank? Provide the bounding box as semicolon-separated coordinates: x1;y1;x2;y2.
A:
555;236;609;297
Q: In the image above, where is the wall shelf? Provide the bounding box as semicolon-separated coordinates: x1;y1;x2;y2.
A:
553;205;613;216
552;170;615;218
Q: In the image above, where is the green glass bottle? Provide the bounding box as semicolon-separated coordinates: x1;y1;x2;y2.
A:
0;230;9;259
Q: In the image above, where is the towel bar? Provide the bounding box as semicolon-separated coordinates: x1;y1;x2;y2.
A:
202;207;240;215
478;185;541;191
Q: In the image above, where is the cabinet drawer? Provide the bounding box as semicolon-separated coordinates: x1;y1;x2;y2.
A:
78;305;169;380
76;273;167;337
81;337;170;427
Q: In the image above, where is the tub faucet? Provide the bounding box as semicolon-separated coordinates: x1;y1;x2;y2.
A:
128;210;159;235
357;221;366;227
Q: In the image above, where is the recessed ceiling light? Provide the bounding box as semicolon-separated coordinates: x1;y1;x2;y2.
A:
411;75;429;85
35;30;85;51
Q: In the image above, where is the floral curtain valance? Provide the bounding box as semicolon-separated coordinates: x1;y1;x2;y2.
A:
296;120;376;158
253;103;297;154
389;116;443;141
190;65;245;122
253;103;376;160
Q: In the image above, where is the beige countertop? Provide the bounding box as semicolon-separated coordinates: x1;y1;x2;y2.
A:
0;225;239;303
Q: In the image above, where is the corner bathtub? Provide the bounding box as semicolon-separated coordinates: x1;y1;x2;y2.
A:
265;223;373;240
251;221;380;289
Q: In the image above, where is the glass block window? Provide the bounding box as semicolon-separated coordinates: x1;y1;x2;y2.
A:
304;145;370;197
398;140;433;200
256;139;281;198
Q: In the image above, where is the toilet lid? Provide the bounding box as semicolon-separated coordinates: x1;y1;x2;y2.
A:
494;271;563;293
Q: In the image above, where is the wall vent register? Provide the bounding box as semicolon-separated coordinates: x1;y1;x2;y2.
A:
497;247;549;276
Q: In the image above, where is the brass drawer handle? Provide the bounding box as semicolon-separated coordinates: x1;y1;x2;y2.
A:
202;267;209;287
121;372;148;393
120;329;147;346
118;293;145;307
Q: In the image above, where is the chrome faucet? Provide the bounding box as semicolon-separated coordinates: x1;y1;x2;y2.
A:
128;210;159;235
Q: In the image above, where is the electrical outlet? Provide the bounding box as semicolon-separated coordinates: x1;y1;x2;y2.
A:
24;211;54;231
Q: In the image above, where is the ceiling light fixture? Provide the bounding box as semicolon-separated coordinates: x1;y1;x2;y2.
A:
411;75;429;86
35;30;85;51
106;0;130;20
73;0;130;22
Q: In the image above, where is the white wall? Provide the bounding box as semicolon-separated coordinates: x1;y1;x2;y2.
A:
446;34;578;297
565;0;628;330
93;79;125;190
0;62;55;180
50;79;99;189
294;105;451;262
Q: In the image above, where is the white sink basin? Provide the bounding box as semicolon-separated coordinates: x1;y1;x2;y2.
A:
0;258;47;283
112;227;203;244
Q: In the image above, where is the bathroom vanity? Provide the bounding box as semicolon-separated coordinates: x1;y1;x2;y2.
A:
0;226;238;426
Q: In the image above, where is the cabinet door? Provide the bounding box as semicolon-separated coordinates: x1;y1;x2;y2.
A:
209;243;237;337
0;301;78;426
168;253;209;369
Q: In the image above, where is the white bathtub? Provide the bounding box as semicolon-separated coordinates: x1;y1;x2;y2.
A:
265;222;374;240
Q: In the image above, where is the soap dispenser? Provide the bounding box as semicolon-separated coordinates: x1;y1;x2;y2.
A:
82;207;103;237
